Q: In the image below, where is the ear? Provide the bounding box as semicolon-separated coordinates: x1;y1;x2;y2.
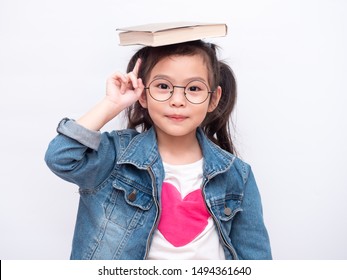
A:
138;90;148;108
208;86;222;112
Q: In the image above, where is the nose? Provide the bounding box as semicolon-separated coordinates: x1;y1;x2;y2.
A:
169;86;186;107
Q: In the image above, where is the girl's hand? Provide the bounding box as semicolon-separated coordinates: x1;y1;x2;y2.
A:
105;58;144;111
76;59;144;131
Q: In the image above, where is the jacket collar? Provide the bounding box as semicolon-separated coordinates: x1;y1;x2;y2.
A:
196;128;235;178
117;127;235;176
117;128;160;170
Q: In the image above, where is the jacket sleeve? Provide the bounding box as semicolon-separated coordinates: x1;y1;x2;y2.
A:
44;118;119;189
230;167;272;260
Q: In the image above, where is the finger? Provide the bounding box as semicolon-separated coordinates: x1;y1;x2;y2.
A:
127;71;139;89
134;78;145;96
132;58;142;77
120;76;130;94
138;77;144;89
108;72;127;86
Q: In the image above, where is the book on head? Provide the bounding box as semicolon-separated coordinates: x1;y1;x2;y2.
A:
116;22;228;47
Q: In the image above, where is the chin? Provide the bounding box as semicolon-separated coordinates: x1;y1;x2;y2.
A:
156;126;197;138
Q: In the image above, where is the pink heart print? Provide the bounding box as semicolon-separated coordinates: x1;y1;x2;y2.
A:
158;182;211;247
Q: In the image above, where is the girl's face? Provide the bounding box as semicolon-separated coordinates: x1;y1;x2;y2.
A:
139;54;221;140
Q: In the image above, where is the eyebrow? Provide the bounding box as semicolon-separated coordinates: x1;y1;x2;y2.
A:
152;74;208;84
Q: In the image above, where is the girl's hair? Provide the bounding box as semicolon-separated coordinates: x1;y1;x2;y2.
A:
126;40;237;154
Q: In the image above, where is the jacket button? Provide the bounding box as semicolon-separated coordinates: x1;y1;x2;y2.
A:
128;190;137;202
224;207;232;216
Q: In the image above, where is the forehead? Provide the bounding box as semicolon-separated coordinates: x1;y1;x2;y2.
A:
148;54;209;82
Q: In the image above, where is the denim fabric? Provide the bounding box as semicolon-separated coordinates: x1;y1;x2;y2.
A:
45;118;272;260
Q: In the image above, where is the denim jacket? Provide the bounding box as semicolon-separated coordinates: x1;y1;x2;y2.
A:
45;118;272;260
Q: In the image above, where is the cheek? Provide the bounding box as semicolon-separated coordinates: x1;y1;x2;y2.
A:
146;99;163;118
194;105;211;122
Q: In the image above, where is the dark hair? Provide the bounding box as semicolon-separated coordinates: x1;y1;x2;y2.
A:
126;40;237;154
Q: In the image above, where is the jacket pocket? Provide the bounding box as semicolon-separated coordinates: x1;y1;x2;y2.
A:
210;193;243;222
104;175;153;230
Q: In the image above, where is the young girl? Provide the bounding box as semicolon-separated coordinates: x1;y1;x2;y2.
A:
45;40;272;260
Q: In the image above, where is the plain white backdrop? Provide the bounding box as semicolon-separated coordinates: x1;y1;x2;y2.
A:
0;0;346;259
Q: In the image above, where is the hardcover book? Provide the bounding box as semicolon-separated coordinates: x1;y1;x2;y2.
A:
117;22;228;47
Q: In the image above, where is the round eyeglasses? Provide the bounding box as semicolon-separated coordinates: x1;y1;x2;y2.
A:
144;78;214;104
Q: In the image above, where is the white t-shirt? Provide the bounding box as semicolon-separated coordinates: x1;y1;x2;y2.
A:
147;159;226;260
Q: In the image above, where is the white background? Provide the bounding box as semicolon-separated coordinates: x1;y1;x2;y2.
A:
0;0;346;259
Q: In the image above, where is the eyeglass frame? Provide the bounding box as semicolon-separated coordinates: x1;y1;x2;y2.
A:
144;78;215;104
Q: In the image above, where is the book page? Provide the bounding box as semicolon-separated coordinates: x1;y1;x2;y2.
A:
117;22;221;33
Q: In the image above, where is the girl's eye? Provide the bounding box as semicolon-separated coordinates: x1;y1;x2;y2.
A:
150;79;173;94
186;80;208;93
187;86;201;92
158;83;170;90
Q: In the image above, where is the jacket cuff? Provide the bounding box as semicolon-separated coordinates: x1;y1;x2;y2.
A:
56;118;101;151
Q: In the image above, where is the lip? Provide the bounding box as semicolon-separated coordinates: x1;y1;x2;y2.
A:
166;114;188;121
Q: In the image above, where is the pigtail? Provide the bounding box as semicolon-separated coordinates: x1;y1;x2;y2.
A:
203;61;237;155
